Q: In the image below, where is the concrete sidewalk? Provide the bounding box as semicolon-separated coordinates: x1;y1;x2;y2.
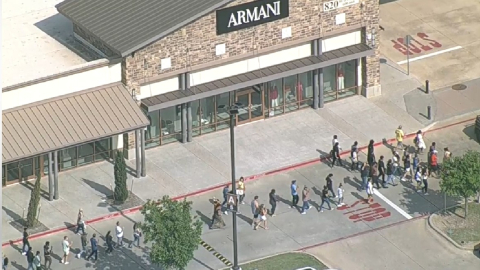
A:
3;118;479;270
309;218;480;270
2;95;425;243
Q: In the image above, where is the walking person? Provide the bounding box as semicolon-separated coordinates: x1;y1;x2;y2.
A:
290;180;299;208
371;162;380;189
367;140;375;166
26;247;34;270
3;255;8;270
115;221;124;247
429;151;438;177
301;186;312;214
221;184;229;210
392;151;401;179
75;209;86;235
269;189;278;216
76;232;88;258
350;141;359;171
332;135;341;150
422;168;429;195
105;231;114;254
237;177;246;204
43;241;52;270
22;228;30;255
33;251;41;270
360;163;370;190
414;130;426;153
386;159;397;186
378;156;387;188
395;125;405;150
366;179;374;204
337;183;345;207
331;142;343;167
86;233;98;262
319;186;332;212
61;236;71;265
412;153;420;178
401;153;412;181
210;199;226;229
258;204;269;230
251;196;260;230
130;223;142;248
443;147;452;166
326;174;336;198
414;167;422;191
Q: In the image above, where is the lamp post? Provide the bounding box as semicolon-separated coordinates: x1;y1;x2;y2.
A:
218;102;242;270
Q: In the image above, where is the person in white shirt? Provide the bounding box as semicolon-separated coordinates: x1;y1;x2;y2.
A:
337;183;345;207
61;236;71;264
414;130;426;153
366;179;374;204
332;135;341;151
116;221;124;247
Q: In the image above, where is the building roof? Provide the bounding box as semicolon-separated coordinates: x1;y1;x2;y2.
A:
2;83;150;163
56;0;234;57
142;43;373;111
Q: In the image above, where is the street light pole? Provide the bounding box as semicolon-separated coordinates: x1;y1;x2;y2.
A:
229;112;240;270
219;103;242;270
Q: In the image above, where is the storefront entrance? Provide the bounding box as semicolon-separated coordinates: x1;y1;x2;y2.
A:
235;88;265;124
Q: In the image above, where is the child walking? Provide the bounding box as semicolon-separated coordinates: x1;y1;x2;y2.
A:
337;183;345;207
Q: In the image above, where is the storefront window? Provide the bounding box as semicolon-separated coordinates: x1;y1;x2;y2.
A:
267;78;283;116
337;60;357;98
94;138;111;161
216;92;231;131
190;100;201;137
60;147;77;170
283;75;297;112
200;96;216;135
78;142;94;166
323;65;337;103
298;71;314;108
6;162;19;182
145;110;160;148
2;165;5;186
160;106;182;144
20;159;34;181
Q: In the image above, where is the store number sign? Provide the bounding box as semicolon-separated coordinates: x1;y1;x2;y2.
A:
323;0;359;11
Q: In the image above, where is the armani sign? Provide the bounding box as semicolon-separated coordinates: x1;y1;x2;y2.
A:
216;0;289;35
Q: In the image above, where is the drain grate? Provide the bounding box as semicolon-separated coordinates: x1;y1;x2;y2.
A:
452;84;467;90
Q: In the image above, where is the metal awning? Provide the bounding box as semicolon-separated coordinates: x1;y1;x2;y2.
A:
142;43;373;112
2;83;150;163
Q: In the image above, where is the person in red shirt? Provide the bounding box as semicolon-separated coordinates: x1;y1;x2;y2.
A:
430;153;438;177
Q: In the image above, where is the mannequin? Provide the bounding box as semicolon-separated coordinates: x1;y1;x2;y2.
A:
296;81;303;102
337;66;345;90
270;85;279;116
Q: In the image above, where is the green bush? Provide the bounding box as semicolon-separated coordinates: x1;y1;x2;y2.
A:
114;150;129;203
26;174;41;227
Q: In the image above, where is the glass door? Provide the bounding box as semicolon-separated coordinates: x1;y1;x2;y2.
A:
236;90;250;124
250;88;264;121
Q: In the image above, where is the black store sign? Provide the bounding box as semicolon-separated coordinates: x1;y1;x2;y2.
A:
216;0;290;35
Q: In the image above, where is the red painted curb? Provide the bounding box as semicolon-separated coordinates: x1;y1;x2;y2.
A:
3;117;475;248
296;215;428;251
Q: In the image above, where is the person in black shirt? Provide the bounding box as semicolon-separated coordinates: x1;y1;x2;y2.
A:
269;189;278;216
22;227;29;255
105;231;114;254
325;174;336;198
367;140;375;166
319;186;332;212
378;156;387;188
44;241;52;269
26;247;34;269
331;142;343;167
87;233;99;261
3;255;8;270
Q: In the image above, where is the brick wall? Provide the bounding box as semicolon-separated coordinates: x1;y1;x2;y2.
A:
122;0;378;94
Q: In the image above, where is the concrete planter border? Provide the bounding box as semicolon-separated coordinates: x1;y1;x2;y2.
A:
428;205;480;251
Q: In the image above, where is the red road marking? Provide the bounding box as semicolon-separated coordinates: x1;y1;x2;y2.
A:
392;33;442;56
2;117;476;247
338;199;391;223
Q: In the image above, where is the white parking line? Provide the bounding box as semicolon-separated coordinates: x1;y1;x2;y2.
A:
373;188;413;220
396;46;463;65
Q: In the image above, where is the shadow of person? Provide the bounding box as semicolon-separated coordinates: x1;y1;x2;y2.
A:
237;213;253;225
312;186;323;197
316;149;332;163
344;176;362;190
350;191;365;201
382;138;395;151
276;195;292;207
10;260;27;270
8;240;23;253
195;210;212;226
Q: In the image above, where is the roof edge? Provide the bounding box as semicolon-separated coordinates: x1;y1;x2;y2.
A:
121;0;236;56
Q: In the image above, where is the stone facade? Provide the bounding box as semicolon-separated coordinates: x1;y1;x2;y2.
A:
121;0;380;95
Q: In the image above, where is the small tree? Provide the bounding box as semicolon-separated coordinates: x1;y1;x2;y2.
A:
114;150;128;203
140;196;202;270
440;150;480;218
26;174;41;227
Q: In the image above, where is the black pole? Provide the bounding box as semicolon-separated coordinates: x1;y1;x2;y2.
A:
427;106;432;120
425;80;429;94
229;112;240;270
